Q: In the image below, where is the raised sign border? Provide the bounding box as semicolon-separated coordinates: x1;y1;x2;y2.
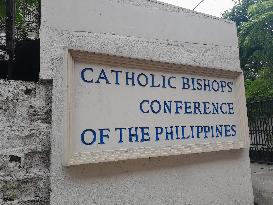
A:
63;49;249;166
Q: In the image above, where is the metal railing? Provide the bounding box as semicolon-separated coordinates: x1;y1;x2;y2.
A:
0;0;40;80
248;99;273;163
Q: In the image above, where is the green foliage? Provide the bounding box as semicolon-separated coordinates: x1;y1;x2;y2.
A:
239;0;273;79
0;0;40;40
223;0;257;28
0;0;5;26
0;0;5;18
223;0;273;101
245;67;273;101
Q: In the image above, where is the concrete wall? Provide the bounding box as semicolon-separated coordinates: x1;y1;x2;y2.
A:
40;0;241;79
0;80;52;205
41;0;254;204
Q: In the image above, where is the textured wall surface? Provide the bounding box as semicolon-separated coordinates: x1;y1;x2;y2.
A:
40;0;240;79
0;80;52;205
41;0;254;204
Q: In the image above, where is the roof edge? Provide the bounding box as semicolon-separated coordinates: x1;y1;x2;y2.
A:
114;0;236;25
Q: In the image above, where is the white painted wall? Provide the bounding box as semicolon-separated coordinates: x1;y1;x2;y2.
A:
41;0;253;204
42;0;238;46
40;0;241;79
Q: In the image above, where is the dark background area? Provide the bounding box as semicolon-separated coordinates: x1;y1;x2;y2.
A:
0;0;40;81
0;39;39;81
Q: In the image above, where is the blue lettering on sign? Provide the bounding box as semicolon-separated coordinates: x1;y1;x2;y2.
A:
138;100;235;115
95;69;111;84
137;73;149;87
140;127;150;142
81;68;93;83
168;77;176;89
140;100;150;113
155;127;163;141
80;67;234;92
81;129;96;145
165;126;174;140
98;128;110;144
150;100;161;114
115;127;126;143
81;128;110;145
184;101;192;114
126;71;135;86
111;70;122;85
150;74;161;88
80;125;237;145
79;67;238;147
129;127;139;142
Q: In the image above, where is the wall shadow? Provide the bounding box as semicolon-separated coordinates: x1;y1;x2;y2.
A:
64;149;246;179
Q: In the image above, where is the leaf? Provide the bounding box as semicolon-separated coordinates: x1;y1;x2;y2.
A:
223;0;273;101
0;0;5;20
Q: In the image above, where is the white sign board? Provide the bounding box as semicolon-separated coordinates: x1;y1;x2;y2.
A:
64;51;247;165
